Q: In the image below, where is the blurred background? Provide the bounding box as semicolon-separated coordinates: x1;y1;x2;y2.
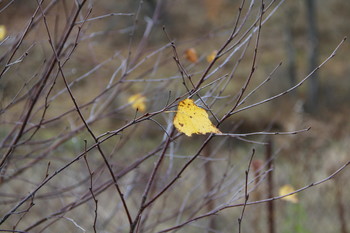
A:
0;0;349;232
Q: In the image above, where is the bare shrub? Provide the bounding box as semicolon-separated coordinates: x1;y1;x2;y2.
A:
0;1;348;232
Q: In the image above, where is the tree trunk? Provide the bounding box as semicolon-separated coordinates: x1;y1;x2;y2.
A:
266;138;275;233
305;0;319;113
284;5;297;87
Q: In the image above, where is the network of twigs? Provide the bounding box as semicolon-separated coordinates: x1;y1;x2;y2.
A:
0;0;348;233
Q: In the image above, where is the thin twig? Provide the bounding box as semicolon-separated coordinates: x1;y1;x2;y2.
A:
238;149;255;233
229;37;347;116
36;2;133;227
157;160;349;232
130;129;175;232
83;141;98;233
0;0;87;171
219;127;310;137
75;12;134;24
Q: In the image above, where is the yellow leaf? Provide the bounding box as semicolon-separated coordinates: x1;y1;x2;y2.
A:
128;94;147;113
184;48;198;63
173;98;221;136
0;25;6;41
206;50;217;63
279;184;298;203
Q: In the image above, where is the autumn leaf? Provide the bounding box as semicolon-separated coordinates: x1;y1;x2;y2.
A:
206;50;217;63
184;48;198;63
173;98;221;136
279;184;298;203
0;25;6;41
128;93;147;113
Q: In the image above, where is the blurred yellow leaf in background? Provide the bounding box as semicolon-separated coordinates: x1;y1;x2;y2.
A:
206;50;217;63
279;184;298;203
173;98;221;136
0;25;6;41
184;48;198;63
128;93;147;113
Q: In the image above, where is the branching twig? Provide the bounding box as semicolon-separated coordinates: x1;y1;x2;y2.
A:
36;2;133;226
157;160;349;232
83;141;98;233
229;37;347;116
130;129;175;232
238;149;255;233
0;0;87;171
